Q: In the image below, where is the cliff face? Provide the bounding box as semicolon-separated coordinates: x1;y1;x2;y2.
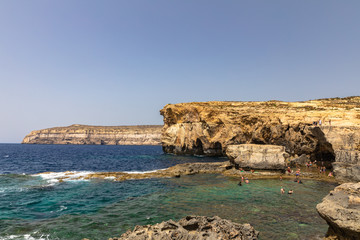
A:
160;97;360;178
22;124;162;145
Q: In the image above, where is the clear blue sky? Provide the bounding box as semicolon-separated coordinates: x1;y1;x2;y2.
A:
1;0;359;143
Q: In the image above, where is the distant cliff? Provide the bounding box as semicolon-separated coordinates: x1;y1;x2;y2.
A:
160;97;360;181
22;124;162;145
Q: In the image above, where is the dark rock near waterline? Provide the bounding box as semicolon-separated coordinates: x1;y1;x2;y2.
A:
317;182;360;240
110;215;259;240
289;154;310;167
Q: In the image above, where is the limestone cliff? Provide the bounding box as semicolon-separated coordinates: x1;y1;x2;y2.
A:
160;97;360;179
22;124;162;145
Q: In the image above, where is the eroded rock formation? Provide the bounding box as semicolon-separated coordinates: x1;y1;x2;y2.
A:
110;215;259;240
317;182;360;240
160;97;360;178
22;124;162;145
226;144;287;170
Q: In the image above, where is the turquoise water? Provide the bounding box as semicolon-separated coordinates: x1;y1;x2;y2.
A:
0;174;336;240
0;144;336;240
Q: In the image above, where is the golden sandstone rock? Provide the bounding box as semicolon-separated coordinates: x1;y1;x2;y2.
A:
22;124;162;145
160;96;360;181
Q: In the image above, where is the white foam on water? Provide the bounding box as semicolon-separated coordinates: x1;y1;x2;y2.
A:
32;171;95;184
0;232;50;240
0;186;27;193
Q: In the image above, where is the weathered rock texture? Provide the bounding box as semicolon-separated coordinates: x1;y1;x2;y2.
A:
226;144;287;170
110;215;259;240
317;182;360;240
160;97;360;179
22;124;162;145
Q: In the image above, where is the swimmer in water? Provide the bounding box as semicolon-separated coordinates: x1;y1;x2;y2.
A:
288;190;293;194
238;181;242;186
281;187;285;194
245;178;249;184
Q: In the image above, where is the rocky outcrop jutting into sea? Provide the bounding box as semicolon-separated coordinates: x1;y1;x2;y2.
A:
160;97;360;181
109;215;259;240
317;182;360;240
22;124;162;145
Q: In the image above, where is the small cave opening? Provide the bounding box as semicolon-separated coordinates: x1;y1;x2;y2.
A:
309;127;336;169
212;141;223;156
194;138;204;155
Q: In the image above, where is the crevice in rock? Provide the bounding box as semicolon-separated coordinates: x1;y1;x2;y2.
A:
194;138;204;155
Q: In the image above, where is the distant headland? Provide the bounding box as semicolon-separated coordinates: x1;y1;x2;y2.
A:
22;124;162;145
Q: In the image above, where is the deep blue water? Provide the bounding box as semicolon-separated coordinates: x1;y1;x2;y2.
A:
0;144;223;174
0;144;336;240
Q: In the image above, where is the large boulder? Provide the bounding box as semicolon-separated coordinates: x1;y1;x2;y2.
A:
316;182;360;240
111;215;259;240
226;144;287;170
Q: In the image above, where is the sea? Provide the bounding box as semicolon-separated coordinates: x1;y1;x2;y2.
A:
0;144;337;240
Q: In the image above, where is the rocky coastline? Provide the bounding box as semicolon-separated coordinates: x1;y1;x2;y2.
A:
22;124;162;145
159;97;360;240
160;97;360;182
27;97;360;239
108;215;259;240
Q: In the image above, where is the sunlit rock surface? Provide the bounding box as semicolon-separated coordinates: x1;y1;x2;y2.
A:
22;124;162;145
317;182;360;240
226;144;287;170
110;215;259;240
160;97;360;180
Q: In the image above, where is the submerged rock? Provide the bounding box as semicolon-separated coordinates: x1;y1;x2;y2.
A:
110;215;259;240
316;182;360;240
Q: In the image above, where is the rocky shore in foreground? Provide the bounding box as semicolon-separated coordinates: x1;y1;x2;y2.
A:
107;216;259;240
317;182;360;240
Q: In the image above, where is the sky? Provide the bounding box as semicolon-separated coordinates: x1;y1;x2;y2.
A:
0;0;360;143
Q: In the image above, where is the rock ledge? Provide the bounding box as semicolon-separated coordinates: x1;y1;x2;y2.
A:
110;215;259;240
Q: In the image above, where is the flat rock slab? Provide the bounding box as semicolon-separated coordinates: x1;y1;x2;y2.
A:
110;215;259;240
226;144;286;170
317;182;360;240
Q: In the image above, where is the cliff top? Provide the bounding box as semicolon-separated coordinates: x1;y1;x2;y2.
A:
161;96;360;127
26;124;163;135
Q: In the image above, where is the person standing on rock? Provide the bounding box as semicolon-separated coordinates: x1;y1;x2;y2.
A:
319;119;322;126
